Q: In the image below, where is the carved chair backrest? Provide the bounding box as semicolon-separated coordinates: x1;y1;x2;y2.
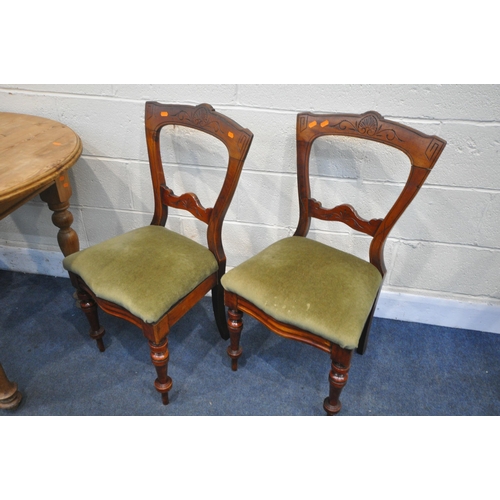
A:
295;111;446;276
144;102;253;265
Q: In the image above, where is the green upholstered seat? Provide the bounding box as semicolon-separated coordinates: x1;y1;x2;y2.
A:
63;225;218;324
221;236;383;350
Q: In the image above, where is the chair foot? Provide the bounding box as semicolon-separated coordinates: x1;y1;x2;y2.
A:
90;327;106;352
155;378;173;405
227;308;243;371
226;345;242;371
323;397;342;416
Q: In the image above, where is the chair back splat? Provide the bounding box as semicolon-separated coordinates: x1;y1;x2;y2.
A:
295;111;446;276
221;110;445;415
63;102;253;406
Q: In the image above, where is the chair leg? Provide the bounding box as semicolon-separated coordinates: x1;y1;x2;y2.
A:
212;284;229;340
227;308;243;371
323;344;353;416
148;338;172;405
77;289;106;352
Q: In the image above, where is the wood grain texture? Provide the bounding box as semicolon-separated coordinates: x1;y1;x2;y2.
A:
0;112;82;218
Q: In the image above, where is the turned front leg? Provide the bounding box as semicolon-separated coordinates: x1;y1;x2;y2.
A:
323;344;353;416
227;308;243;371
77;289;106;352
149;338;172;405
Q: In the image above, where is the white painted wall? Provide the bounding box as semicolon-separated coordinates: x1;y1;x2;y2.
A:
1;84;499;333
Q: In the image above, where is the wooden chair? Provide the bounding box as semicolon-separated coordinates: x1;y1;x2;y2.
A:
222;111;446;415
63;102;253;405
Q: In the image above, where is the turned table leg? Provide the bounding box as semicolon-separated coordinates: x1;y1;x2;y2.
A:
0;172;79;411
40;171;80;257
0;363;22;410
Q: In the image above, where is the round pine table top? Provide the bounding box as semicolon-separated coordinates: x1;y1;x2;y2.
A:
0;112;82;218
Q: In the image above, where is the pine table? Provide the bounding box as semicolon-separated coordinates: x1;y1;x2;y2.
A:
0;112;82;409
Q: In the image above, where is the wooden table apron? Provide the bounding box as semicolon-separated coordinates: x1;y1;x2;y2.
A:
0;112;83;409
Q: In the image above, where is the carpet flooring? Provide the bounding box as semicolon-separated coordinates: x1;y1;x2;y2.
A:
1;269;499;416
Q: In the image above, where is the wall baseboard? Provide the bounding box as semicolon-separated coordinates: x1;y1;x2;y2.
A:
0;245;67;278
376;291;500;335
1;245;499;335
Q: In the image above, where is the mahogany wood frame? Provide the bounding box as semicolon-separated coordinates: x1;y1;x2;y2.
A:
225;110;446;415
69;102;253;405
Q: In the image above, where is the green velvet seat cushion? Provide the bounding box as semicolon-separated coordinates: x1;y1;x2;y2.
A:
63;225;218;324
221;236;383;350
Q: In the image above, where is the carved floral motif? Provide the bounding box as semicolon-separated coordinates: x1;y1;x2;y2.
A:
170;105;221;134
357;114;379;136
150;104;256;158
331;113;404;143
193;106;209;126
299;112;405;144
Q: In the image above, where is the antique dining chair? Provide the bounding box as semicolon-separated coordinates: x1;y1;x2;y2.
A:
222;110;446;415
63;102;253;405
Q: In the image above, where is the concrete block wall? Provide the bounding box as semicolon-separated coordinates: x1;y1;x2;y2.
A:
1;84;499;333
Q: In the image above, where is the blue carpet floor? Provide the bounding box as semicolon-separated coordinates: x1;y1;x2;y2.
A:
1;269;499;416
